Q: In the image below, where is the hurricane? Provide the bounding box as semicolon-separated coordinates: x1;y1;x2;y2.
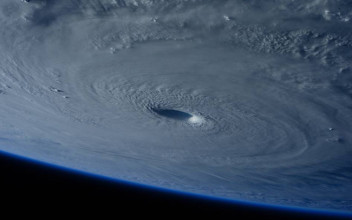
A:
0;0;351;211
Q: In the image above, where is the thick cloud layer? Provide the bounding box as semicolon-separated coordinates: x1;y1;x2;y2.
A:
0;0;351;211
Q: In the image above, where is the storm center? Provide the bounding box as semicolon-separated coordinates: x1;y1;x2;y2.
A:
152;108;193;121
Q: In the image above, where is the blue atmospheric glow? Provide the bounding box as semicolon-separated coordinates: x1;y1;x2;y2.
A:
0;149;351;218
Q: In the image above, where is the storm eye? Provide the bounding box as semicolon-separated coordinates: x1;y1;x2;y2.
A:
152;108;193;121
